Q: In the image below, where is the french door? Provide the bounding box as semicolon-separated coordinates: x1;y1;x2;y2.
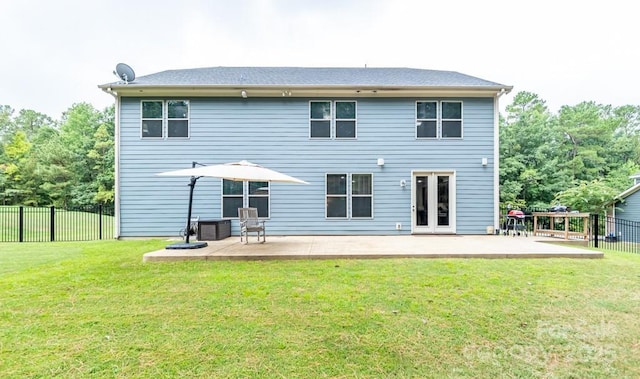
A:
411;171;456;234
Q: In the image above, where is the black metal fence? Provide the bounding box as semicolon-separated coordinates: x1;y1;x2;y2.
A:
590;214;640;254
0;205;114;242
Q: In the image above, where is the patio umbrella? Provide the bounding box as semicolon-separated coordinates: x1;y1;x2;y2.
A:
158;160;309;184
157;160;308;249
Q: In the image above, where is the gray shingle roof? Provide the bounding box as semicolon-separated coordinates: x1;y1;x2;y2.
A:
107;67;508;88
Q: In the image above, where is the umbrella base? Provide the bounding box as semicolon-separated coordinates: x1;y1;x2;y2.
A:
166;241;208;250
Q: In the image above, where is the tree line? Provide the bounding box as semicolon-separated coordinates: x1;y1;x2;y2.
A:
0;103;114;208
501;92;640;213
1;91;639;212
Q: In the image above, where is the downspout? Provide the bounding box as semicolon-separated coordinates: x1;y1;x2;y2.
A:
102;87;121;239
494;88;509;232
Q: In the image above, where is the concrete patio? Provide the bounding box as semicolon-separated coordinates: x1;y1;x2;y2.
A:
142;234;602;262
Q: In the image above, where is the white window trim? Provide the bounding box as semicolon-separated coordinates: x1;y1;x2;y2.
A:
325;173;373;219
350;173;373;219
309;100;358;140
415;100;464;140
140;100;190;140
325;173;348;219
441;101;463;139
415;100;438;140
140;100;164;139
221;180;271;219
335;100;358;139
167;100;191;139
309;100;332;140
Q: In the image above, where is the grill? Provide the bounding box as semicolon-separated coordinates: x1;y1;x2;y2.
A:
504;209;527;236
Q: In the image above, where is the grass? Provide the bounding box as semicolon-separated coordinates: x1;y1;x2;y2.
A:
0;206;114;242
1;240;639;378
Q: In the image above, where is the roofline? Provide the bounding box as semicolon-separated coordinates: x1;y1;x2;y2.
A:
99;83;513;98
616;183;640;201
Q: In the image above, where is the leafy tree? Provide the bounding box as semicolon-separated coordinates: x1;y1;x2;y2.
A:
0;105;14;140
88;105;115;204
1;131;32;204
36;132;73;207
553;180;618;214
556;102;615;181
13;109;56;140
59;103;104;207
500;91;561;206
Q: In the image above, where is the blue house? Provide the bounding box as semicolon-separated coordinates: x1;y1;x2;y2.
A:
610;173;640;221
99;67;512;238
606;173;640;241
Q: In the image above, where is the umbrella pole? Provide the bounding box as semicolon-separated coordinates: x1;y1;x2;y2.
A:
184;176;197;244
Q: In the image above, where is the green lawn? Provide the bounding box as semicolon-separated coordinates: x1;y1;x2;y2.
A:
0;206;114;242
1;240;639;378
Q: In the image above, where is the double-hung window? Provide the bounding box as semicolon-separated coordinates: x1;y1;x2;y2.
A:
167;100;189;137
310;101;332;138
310;101;357;139
222;179;270;218
335;101;356;138
326;173;372;219
351;174;373;218
441;101;462;138
141;101;164;138
141;100;190;139
416;101;437;138
326;174;348;218
416;101;463;139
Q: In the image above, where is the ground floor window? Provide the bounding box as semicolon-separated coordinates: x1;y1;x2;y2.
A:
222;180;270;218
326;173;372;219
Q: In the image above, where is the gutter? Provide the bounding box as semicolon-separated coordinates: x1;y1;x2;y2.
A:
493;87;510;231
100;86;121;239
98;83;514;98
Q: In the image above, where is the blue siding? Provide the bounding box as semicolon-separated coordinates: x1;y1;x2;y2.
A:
118;97;496;236
616;192;640;221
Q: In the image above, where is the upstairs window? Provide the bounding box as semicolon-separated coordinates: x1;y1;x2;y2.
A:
167;101;189;137
441;101;462;138
141;100;190;139
310;101;331;138
416;101;437;138
335;101;356;138
141;101;164;138
416;101;463;139
310;101;357;139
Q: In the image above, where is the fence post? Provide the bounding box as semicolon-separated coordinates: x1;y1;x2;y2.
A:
593;214;599;248
50;206;55;242
18;206;24;242
99;204;103;240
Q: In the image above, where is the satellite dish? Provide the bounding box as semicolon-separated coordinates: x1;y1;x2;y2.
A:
114;63;135;84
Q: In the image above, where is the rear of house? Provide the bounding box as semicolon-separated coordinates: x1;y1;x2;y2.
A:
608;173;640;241
99;67;511;238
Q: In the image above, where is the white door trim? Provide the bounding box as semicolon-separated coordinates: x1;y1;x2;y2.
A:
411;170;456;234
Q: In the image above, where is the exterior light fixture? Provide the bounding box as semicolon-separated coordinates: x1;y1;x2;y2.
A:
241;90;247;98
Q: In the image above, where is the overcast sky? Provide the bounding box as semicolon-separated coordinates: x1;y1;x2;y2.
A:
1;0;637;119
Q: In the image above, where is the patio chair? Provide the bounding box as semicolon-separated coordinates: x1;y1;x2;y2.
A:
238;207;266;244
